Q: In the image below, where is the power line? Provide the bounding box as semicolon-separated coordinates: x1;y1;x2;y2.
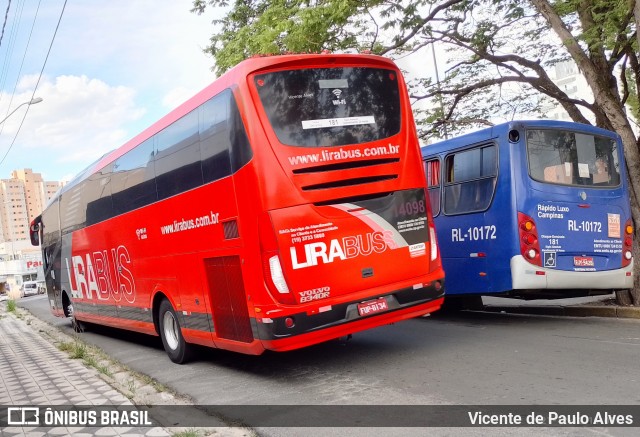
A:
0;0;67;167
0;0;11;48
1;0;38;138
0;0;26;109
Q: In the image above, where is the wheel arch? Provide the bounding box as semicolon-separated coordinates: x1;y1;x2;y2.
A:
151;290;170;336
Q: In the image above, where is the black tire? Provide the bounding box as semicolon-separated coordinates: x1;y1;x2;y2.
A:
441;295;484;312
64;293;86;333
158;299;192;364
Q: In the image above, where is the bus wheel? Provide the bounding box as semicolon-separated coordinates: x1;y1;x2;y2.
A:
64;294;86;333
158;299;192;364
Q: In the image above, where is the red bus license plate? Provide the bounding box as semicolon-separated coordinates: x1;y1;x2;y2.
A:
358;298;389;316
574;256;594;267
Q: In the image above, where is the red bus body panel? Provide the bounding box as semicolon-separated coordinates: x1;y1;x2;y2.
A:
36;54;445;356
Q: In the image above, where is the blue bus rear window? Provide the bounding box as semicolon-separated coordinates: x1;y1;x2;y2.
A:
527;129;620;187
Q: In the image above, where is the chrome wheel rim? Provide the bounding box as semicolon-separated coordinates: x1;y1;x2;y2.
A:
163;311;179;350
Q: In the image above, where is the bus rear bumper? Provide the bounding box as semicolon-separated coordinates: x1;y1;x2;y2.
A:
510;255;634;290
256;282;445;352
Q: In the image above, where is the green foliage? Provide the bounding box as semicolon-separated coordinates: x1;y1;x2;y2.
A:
192;0;640;137
57;341;73;353
7;299;16;313
193;0;378;75
69;341;87;359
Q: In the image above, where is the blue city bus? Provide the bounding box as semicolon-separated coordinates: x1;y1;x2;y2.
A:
421;120;634;306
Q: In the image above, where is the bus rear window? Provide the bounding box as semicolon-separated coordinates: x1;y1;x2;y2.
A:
527;129;621;187
254;67;400;147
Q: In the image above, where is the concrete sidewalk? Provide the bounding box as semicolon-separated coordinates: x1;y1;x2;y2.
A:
0;308;170;436
481;294;640;318
0;302;250;437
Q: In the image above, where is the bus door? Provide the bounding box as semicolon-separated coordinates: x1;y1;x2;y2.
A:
524;129;628;274
438;145;499;295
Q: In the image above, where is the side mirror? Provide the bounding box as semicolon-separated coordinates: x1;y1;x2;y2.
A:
30;216;41;246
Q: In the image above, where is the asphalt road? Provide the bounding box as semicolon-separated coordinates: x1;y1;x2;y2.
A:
18;294;640;436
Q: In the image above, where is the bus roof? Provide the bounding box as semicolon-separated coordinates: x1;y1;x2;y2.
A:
421;119;620;157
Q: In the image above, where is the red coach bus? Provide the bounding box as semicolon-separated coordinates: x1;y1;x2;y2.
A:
30;53;445;362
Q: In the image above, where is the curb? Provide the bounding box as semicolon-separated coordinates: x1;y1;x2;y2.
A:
482;304;640;319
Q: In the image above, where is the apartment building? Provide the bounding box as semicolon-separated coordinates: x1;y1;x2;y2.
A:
0;169;62;297
0;168;62;243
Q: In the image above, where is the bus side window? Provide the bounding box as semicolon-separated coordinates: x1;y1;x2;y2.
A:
200;91;232;183
443;145;497;215
155;109;202;200
425;159;441;216
111;138;157;215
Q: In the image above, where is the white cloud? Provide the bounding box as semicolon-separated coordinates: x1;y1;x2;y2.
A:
0;1;222;181
0;74;145;167
162;86;199;109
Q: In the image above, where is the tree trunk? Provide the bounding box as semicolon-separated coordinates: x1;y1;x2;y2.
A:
635;0;640;57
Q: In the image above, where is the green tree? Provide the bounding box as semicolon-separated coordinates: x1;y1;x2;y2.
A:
194;0;640;304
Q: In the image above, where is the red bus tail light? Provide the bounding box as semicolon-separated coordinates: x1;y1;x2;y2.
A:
518;212;541;266
623;219;633;267
268;255;290;293
259;213;296;305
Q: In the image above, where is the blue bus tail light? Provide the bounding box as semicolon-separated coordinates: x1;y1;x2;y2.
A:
518;212;542;266
623;219;633;267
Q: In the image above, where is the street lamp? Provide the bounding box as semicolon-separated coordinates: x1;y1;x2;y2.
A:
0;97;43;126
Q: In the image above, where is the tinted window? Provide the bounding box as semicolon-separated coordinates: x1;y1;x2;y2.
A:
111;139;156;214
60;182;87;233
229;97;252;172
200;90;252;182
444;145;497;215
86;164;114;225
58;89;252;226
255;67;401;147
200;92;232;183
527;129;621;187
155;109;202;199
425;159;441;217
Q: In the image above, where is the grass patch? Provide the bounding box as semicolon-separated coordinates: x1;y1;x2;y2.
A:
96;364;112;377
70;341;87;359
141;374;166;392
58;339;87;359
7;300;16;312
58;341;73;353
172;430;201;437
83;354;98;368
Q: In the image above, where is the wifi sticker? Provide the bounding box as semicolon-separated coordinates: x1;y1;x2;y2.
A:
331;89;346;105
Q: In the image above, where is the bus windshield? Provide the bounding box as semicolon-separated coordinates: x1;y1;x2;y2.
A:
527;129;621;187
254;67;400;147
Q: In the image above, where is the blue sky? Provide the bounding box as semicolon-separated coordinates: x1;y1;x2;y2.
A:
0;0;220;182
